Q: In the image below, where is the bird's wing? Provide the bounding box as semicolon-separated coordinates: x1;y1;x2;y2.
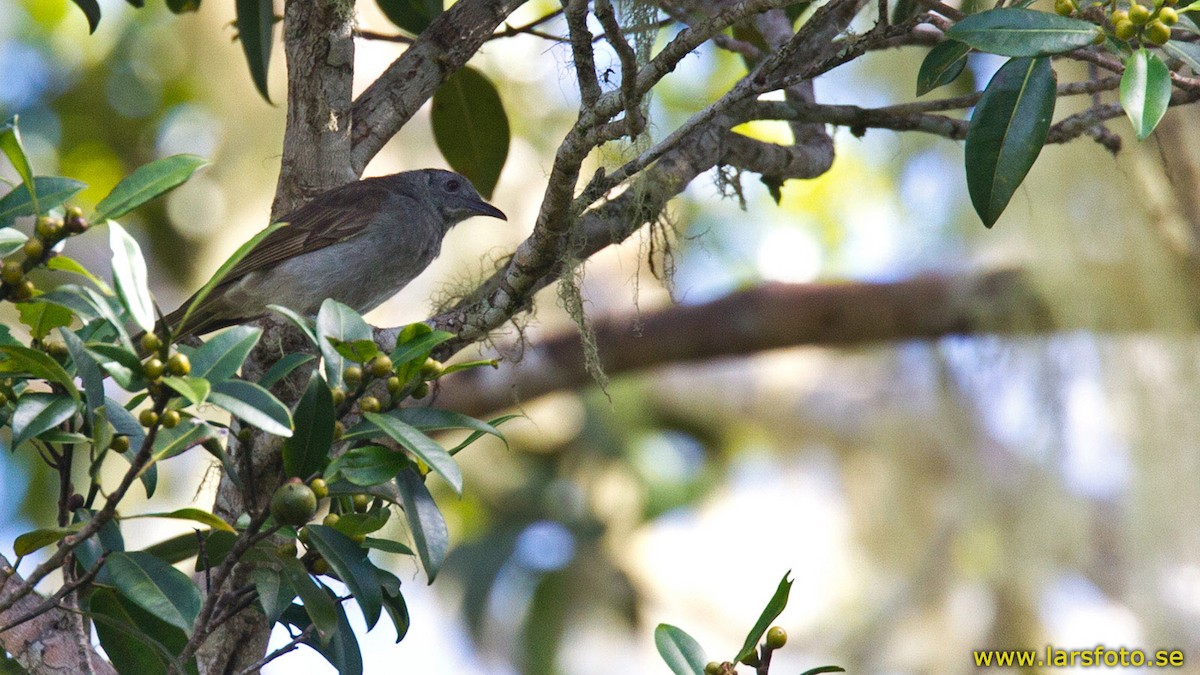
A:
165;179;409;337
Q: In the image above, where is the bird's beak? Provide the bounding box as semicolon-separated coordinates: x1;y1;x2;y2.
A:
468;200;507;221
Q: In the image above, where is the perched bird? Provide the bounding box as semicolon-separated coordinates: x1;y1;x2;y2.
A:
164;169;506;338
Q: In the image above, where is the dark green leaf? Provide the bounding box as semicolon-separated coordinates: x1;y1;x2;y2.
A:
253;567;295;626
305;525;383;630
94;155;208;221
0;345;80;399
62;328;103;422
86;343;145;391
392;407;506;443
431;66;510;199
0;118;36;214
364;412;461;494
331;510;391;538
176;221;285;335
108;221;155;332
1163;39;1200;74
162;376;211;406
140;531;207;565
14;525;82;556
656;624;707;675
68;0;102;33
122;508;235;533
192;530;238;571
283;373;334;477
965;56;1055;228
88;588;191;675
188;325;261;381
0;228;26;256
327;337;379;363
166;0;201;12
946;8;1101;56
317;299;372;386
73;508;124;581
395;466;449;582
236;0;275;102
376;0;443;34
303;592;364;675
326;445;407;486
12;393;78;448
1120;48;1171;141
380;582;410;642
389;327;452;366
48;255;115;295
278;557;339;644
16;302;73;340
106;551;202;633
258;352;316;389
799;667;847;675
40;285;130;346
735;571;794;663
917;40;971;96
209;379;293;437
104;399;155;497
0;177;86;225
364;537;414;556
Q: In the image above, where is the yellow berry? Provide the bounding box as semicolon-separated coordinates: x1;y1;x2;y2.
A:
1054;0;1075;15
143;357;165;380
140;332;163;353
139;409;159;427
343;365;363;387
1146;19;1171;43
386;376;402;394
1111;8;1129;23
1159;6;1178;24
358;395;381;414
322;512;340;527
161;410;181;428
1115;18;1137;38
167;352;191;376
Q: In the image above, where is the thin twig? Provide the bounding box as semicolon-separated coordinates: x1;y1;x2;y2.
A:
0;554;106;635
235;625;315;675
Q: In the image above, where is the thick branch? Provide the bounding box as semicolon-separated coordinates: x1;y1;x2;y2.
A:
434;264;1200;416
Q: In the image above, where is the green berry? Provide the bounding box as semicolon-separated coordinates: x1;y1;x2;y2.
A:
143;357;165;380
1130;3;1151;24
139;409;159;427
140;332;163;353
1159;6;1178;24
65;206;89;234
309;477;329;499
12;280;34;301
35;216;62;240
45;341;69;359
167;352;191;376
333;421;345;439
1146;19;1171;43
386;376;402;394
411;381;430;399
765;626;788;649
419;358;444;380
1114;18;1137;39
110;435;130;452
161;409;181;429
1111;8;1128;23
270;480;318;526
358;395;381;414
352;493;371;512
1;262;23;286
323;513;340;527
368;354;393;378
343;365;363;387
331;388;347;406
1054;0;1074;16
311;557;329;575
704;663;723;675
277;541;299;557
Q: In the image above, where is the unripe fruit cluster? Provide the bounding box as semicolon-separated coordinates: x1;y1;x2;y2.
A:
1111;1;1177;45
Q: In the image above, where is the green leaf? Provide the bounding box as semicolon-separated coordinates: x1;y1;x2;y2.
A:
395;466;449;583
94;155;208;221
917;40;971;96
364;537;414;556
317;299;372;386
799;667;847;675
305;525;383;630
283;373;334;478
945;8;1101;57
108;221;156;332
150;420;218;464
253;567;295;626
209;379;293;437
278;557;339;644
1120;48;1171;141
0;228;26;256
330;510;391;538
448;413;520;455
140;531;207;565
105;398;155;497
1163;39;1200;74
106;551;203;633
0;118;37;215
86;343;146;391
68;0;102;33
266;304;319;346
258;352;316;390
655;624;707;675
0;177;86;226
431;66;510;199
40;285;130;346
235;0;275;103
364;412;461;494
379;571;410;642
327;337;379;363
48;255;115;295
14;525;82;556
0;345;80;399
391;407;506;443
176;221;286;335
122;508;235;533
735;571;794;663
376;0;443;34
12;393;78;448
965;56;1056;228
389;328;453;372
326;445;407;486
17;302;74;339
88;587;191;675
61;328;104;421
162;376;211;406
188;325;261;381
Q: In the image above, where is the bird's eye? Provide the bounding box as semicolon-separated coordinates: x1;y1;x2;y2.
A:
446;179;461;192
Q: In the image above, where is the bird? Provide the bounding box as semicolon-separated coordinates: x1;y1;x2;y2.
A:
163;169;506;339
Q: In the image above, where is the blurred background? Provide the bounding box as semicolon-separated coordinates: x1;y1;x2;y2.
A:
3;0;1200;673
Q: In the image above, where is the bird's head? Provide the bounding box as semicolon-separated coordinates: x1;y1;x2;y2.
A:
422;169;507;228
